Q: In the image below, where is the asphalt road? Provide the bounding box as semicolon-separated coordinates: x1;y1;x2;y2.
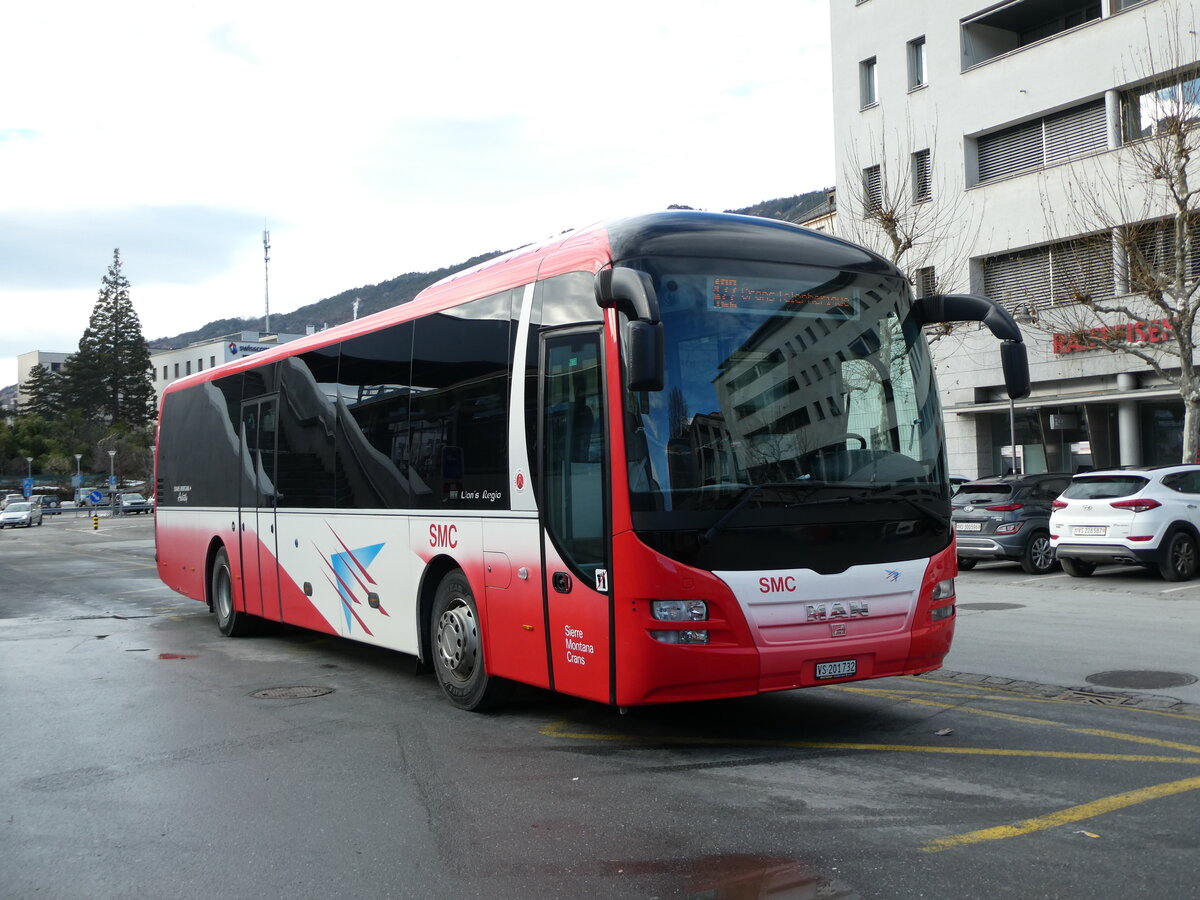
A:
1;517;1197;899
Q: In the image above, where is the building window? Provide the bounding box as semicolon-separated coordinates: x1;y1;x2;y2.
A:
907;37;926;89
50;362;61;373
862;164;883;212
174;363;180;378
915;266;937;298
860;57;878;108
1121;69;1200;142
197;358;203;372
975;99;1107;183
912;149;932;202
962;1;1101;69
185;361;192;376
210;356;216;368
983;234;1114;314
1122;216;1200;292
150;368;157;382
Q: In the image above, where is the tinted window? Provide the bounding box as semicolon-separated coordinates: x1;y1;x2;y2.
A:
337;322;417;509
526;272;598;484
272;351;341;508
955;484;1013;504
157;372;247;508
1161;471;1200;494
410;292;514;509
543;331;606;579
1063;475;1149;499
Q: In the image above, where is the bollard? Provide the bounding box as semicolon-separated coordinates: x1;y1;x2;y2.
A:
92;514;99;531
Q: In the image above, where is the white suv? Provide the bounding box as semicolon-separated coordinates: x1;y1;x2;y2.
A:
1049;465;1200;581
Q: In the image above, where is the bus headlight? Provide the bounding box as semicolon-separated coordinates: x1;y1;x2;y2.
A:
651;600;707;622
651;629;710;645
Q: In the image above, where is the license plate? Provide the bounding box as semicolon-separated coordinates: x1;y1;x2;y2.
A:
955;522;983;532
1074;526;1107;536
815;659;857;680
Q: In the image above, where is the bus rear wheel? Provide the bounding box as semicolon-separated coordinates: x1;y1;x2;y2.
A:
212;547;256;636
431;570;507;711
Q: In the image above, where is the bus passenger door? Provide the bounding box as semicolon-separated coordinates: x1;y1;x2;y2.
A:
239;397;281;620
540;330;612;704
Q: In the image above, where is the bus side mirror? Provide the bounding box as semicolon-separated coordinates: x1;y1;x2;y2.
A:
912;293;1031;400
625;321;664;392
596;268;664;392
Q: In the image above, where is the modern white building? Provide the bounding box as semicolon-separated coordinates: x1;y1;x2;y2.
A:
15;351;71;409
830;0;1199;477
149;331;309;405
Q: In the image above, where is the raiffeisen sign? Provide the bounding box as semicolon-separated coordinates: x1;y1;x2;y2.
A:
1052;318;1174;355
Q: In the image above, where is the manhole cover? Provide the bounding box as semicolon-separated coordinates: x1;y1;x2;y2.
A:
250;686;335;700
957;602;1025;610
1085;670;1198;690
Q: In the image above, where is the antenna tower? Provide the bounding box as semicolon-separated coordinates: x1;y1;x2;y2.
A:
263;229;271;333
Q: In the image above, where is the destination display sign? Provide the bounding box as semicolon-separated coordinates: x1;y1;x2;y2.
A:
708;276;858;318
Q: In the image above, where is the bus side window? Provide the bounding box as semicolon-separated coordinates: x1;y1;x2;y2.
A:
542;332;605;576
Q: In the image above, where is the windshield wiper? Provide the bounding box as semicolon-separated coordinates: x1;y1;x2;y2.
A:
699;482;849;544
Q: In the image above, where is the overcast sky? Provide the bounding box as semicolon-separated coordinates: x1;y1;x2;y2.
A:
1;0;834;389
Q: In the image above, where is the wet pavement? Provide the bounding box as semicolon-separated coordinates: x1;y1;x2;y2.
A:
1;517;1197;898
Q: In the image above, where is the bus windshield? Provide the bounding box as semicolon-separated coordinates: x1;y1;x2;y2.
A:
620;256;949;573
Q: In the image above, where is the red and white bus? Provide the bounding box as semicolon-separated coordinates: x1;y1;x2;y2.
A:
154;211;1029;710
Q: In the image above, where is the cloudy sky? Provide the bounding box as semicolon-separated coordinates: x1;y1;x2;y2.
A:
1;0;834;389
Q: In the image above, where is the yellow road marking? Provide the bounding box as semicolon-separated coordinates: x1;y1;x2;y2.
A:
922;776;1200;852
835;686;1200;755
537;720;1200;764
857;679;1200;724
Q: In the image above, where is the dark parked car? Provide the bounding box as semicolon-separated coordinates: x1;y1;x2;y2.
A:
30;495;61;514
952;473;1074;574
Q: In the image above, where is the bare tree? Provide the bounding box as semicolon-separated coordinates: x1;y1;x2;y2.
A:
1030;2;1200;461
837;122;985;300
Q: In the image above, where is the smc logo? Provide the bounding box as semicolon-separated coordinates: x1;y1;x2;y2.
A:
429;523;458;549
758;576;797;593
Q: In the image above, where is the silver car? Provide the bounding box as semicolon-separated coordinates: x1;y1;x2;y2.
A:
0;501;44;528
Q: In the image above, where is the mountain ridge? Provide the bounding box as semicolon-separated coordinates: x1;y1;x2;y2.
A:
149;189;832;350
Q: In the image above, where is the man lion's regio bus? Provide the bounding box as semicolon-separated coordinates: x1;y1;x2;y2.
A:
155;211;1029;710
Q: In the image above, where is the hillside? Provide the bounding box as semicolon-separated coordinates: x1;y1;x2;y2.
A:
145;190;832;351
152;189;832;349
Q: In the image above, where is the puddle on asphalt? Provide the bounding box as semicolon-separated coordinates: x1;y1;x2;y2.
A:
610;853;858;898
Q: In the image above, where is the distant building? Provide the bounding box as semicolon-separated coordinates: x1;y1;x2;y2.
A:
830;0;1198;476
149;331;310;405
15;351;71;411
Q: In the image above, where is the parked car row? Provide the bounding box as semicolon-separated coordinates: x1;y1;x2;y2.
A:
953;464;1200;581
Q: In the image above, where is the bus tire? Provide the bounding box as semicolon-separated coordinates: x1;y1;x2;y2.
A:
212;547;256;637
431;570;507;711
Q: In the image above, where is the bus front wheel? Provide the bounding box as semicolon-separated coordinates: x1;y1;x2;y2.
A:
212;547;256;637
431;570;507;711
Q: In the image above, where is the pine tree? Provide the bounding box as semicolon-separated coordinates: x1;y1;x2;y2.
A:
19;363;63;417
66;249;157;426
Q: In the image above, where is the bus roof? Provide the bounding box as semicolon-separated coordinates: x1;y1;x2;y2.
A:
161;210;898;396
